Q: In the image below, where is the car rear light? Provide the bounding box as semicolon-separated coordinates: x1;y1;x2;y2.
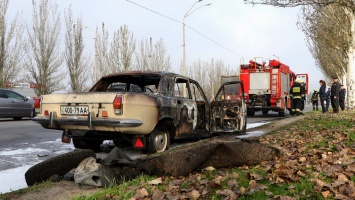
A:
44;110;49;116
34;97;42;113
113;96;123;115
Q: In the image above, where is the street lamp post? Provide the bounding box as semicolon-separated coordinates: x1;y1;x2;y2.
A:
182;1;211;78
85;26;98;82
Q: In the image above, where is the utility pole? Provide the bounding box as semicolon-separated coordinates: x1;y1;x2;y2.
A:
182;1;211;78
94;26;98;83
182;0;211;96
85;25;98;83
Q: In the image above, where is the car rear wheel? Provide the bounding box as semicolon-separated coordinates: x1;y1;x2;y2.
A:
25;149;95;186
144;126;170;154
73;138;103;152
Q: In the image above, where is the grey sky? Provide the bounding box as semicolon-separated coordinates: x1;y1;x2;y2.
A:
9;0;324;91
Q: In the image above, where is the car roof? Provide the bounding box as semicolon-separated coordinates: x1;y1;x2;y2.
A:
100;70;189;80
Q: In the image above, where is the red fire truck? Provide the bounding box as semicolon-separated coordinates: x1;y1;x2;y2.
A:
238;59;308;117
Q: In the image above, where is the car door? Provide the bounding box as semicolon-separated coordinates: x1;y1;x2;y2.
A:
173;78;198;137
0;89;11;117
210;81;247;133
6;90;32;117
189;80;209;133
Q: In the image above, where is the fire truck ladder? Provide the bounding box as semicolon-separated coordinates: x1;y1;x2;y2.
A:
271;71;278;97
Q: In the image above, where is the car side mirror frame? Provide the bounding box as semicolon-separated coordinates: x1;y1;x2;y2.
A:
24;96;30;102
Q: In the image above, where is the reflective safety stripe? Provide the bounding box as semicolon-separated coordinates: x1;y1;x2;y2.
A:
292;87;301;93
293;96;301;99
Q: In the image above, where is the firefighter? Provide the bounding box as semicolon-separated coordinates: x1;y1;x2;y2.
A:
311;88;319;110
339;85;346;111
330;77;341;113
289;78;306;116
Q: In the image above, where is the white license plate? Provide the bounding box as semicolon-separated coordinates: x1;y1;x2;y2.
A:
60;105;89;115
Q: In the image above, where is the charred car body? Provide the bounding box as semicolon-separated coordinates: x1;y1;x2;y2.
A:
33;71;247;153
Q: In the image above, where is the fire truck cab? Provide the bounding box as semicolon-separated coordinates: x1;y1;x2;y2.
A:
239;59;308;117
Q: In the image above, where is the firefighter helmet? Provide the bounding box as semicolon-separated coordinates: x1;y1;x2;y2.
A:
296;78;302;83
314;88;318;91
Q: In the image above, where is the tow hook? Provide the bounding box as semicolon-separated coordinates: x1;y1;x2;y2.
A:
62;130;72;143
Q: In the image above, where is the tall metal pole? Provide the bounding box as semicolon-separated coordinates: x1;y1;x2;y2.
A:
182;1;211;78
94;26;98;83
182;17;186;78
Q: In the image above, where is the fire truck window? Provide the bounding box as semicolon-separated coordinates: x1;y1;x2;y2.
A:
174;79;190;98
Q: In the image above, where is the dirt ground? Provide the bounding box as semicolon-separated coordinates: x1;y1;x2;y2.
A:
2;115;306;200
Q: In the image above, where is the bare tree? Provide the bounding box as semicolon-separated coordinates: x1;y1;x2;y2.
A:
64;6;90;92
25;0;63;96
244;0;355;109
108;25;136;73
186;58;237;100
135;38;171;71
96;22;111;78
0;0;24;88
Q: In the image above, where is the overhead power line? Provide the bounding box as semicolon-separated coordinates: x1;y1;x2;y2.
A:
125;0;247;59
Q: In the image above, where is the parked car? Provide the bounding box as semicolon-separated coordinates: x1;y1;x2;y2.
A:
0;88;35;120
33;71;247;153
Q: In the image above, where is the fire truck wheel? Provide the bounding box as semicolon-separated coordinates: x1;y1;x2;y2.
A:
262;110;268;115
247;111;255;117
25;149;95;186
144;125;170;154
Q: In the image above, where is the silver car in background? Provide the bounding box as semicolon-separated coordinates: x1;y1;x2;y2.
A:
0;88;35;120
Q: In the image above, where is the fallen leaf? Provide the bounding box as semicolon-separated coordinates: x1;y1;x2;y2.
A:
203;166;215;171
152;188;164;200
321;190;330;198
135;187;149;199
299;157;307;162
148;177;162;185
189;190;200;200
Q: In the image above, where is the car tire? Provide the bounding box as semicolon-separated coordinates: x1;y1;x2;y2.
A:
73;139;103;152
30;109;36;118
247;110;255;117
144;126;170;154
13;117;22;120
25;149;95;186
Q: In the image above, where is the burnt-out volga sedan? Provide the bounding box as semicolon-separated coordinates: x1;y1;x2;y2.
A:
33;71;247;153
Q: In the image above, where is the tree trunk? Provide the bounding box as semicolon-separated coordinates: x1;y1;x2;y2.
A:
346;9;355;109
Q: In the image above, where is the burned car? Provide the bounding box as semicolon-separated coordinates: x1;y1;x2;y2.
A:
33;71;247;153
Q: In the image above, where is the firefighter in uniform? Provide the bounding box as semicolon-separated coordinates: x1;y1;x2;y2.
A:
311;88;319;110
290;78;305;116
